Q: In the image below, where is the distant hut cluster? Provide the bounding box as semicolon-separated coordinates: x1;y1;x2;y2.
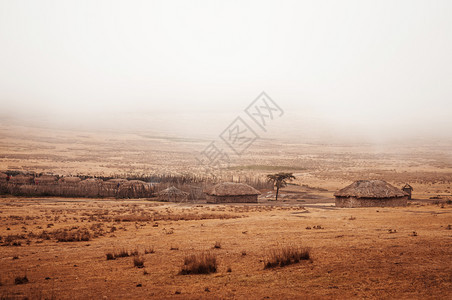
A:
1;171;418;208
334;180;409;208
0;172;154;199
206;182;260;203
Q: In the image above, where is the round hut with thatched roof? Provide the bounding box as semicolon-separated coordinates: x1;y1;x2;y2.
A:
35;175;58;185
157;186;189;202
117;180;153;198
79;178;104;197
9;174;34;185
334;180;409;208
0;172;8;183
59;176;82;185
206;182;260;204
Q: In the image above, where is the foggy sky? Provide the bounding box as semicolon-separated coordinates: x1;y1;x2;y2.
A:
0;0;451;143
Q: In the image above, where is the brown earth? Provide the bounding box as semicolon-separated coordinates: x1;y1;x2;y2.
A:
0;197;451;299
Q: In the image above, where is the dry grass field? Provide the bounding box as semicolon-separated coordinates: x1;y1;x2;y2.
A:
0;197;451;299
0;124;451;299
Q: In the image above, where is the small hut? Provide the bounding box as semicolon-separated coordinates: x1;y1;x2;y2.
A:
334;180;408;208
79;178;104;197
401;184;413;200
118;180;153;198
9;175;34;185
0;172;7;181
59;176;82;185
206;182;260;204
157;186;188;202
35;175;58;185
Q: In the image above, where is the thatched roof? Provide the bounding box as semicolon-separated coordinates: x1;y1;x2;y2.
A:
35;175;57;183
80;178;103;185
402;183;413;191
10;175;34;184
124;180;148;186
59;177;82;184
158;186;188;196
107;178;128;183
206;182;260;196
334;180;408;199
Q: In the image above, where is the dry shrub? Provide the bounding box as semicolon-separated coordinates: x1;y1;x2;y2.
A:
106;252;115;260
14;275;29;285
213;241;221;249
133;256;145;268
114;249;130;258
113;215;153;222
180;252;217;275
144;246;155;254
55;228;90;242
2;234;25;246
264;245;310;269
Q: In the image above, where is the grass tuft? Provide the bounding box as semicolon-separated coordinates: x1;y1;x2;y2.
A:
133;256;145;268
180;252;217;275
14;275;29;285
264;245;310;269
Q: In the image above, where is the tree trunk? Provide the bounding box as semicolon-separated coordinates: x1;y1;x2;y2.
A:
276;185;280;201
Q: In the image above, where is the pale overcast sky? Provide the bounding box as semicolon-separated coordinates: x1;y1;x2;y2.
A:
0;0;451;142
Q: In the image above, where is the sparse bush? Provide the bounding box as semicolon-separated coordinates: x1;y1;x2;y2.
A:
133;256;145;268
144;246;155;254
180;252;217;275
213;241;221;249
115;249;130;258
54;228;90;242
14;275;29;285
264;245;310;269
241;250;247;256
106;252;115;260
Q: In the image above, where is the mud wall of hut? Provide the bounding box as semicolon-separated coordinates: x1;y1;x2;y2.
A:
335;196;408;208
206;195;258;204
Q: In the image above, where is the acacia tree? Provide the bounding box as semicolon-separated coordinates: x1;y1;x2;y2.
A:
267;172;296;201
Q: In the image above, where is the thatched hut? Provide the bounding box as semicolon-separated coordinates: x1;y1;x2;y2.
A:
118;180;153;198
103;178;128;188
79;178;104;197
334;180;408;208
9;175;34;184
0;172;7;183
58;177;82;197
35;175;58;185
157;186;188;202
59;177;82;185
401;184;413;200
206;182;260;203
